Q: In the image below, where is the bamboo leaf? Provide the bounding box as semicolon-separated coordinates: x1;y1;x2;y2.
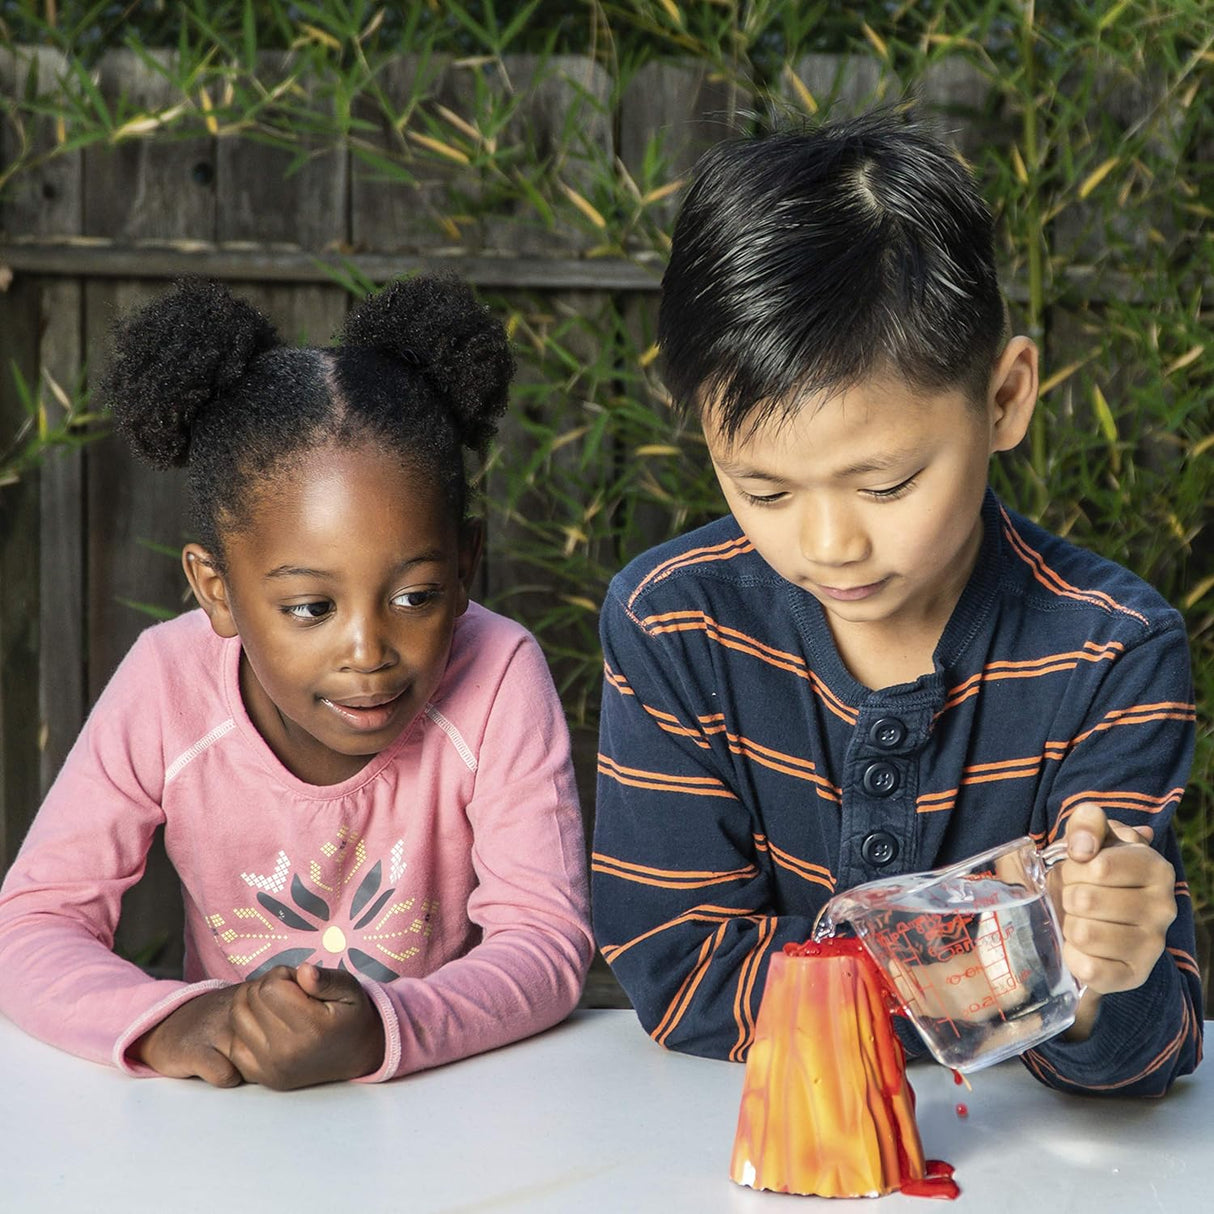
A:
1010;145;1029;185
560;182;607;229
1039;358;1089;396
861;23;889;61
783;64;818;115
1183;575;1214;611
1097;0;1134;30
1164;345;1204;376
1078;157;1119;200
405;130;470;164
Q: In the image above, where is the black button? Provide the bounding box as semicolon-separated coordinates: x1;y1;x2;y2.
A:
861;831;899;866
869;717;906;749
862;760;900;797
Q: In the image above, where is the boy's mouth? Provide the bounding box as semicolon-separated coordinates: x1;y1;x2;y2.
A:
814;578;888;602
320;689;407;732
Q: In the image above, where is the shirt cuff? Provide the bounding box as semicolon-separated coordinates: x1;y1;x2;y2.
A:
112;979;231;1076
351;980;402;1083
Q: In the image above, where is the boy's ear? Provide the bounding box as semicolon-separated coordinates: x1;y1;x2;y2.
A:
455;519;484;616
182;543;238;638
988;336;1039;454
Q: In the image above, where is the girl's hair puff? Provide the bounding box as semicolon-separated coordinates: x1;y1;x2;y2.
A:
100;274;514;569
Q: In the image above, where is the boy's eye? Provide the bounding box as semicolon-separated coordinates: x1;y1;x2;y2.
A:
284;600;332;621
392;589;439;609
740;490;787;507
867;474;919;500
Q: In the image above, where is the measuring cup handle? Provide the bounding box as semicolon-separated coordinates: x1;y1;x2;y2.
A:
1038;838;1070;868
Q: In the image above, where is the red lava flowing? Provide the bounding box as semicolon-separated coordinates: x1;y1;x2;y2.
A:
730;937;959;1199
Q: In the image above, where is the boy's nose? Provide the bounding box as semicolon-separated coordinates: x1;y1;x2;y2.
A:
798;500;868;567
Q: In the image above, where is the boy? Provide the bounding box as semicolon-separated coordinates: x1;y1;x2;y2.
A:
592;110;1201;1095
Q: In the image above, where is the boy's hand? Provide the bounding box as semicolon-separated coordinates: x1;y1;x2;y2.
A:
1056;802;1177;1040
226;963;386;1090
129;985;244;1087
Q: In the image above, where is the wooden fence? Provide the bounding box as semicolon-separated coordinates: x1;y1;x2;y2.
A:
0;46;1180;989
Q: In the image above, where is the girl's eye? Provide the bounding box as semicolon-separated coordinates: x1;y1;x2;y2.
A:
392;589;439;609
867;474;919;501
284;600;332;621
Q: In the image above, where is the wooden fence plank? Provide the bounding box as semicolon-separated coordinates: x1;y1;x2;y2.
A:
216;52;348;250
37;280;86;794
0;276;41;871
0;49;86;840
350;54;477;254
82;48;216;242
479;55;613;257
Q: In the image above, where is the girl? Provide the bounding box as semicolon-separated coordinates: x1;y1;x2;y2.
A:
0;275;593;1089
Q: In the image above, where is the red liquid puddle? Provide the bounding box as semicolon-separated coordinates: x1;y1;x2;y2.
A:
901;1160;961;1200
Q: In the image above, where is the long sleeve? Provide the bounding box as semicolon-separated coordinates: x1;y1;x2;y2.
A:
1021;618;1202;1096
0;631;225;1071
1;609;593;1081
592;581;819;1061
359;632;593;1080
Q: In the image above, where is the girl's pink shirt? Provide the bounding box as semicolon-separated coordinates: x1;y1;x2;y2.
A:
0;605;593;1080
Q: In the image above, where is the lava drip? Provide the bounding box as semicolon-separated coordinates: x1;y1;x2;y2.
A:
730;936;958;1200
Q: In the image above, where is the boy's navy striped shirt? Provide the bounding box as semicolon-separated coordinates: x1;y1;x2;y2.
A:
593;490;1201;1095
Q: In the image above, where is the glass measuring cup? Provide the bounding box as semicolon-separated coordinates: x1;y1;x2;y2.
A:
814;837;1081;1072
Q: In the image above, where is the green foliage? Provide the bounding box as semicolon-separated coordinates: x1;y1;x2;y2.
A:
2;1;1211;920
0;362;104;489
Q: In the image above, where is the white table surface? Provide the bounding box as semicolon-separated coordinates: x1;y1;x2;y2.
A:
1;1009;1209;1212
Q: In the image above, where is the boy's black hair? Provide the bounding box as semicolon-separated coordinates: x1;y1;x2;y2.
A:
658;108;1008;442
100;274;514;568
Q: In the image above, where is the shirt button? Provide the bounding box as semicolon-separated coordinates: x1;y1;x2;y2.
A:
861;831;899;867
869;717;907;749
862;760;900;797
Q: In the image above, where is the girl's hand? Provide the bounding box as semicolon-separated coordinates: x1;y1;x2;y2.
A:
226;963;386;1090
129;986;244;1087
1057;802;1177;1041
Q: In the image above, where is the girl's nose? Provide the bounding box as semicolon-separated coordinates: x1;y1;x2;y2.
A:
340;613;397;672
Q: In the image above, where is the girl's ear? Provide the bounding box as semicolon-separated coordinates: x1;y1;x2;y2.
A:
182;544;238;638
988;335;1039;454
455;520;485;616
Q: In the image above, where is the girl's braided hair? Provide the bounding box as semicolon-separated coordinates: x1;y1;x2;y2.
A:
100;274;513;567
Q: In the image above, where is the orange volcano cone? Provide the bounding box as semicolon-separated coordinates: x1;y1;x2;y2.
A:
730;938;937;1198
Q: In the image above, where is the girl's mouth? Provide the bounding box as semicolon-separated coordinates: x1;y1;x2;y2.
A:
320;690;406;732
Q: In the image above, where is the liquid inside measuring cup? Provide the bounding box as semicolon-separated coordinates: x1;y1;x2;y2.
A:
815;872;1079;1072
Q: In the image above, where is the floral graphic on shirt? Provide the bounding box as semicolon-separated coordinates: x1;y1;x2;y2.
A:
204;826;437;982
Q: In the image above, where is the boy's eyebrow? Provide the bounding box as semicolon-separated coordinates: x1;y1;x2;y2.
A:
715;448;921;481
833;450;921;477
263;551;447;580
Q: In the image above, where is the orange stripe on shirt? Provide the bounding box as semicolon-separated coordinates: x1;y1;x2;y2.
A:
597;755;739;800
599;905;763;964
1049;787;1186;839
652;924;729;1046
766;839;836;890
591;852;758;890
1070;703;1196;747
724;733;842;801
1001;508;1150;625
639;610;858;724
627;535;754;610
730;916;778;1062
